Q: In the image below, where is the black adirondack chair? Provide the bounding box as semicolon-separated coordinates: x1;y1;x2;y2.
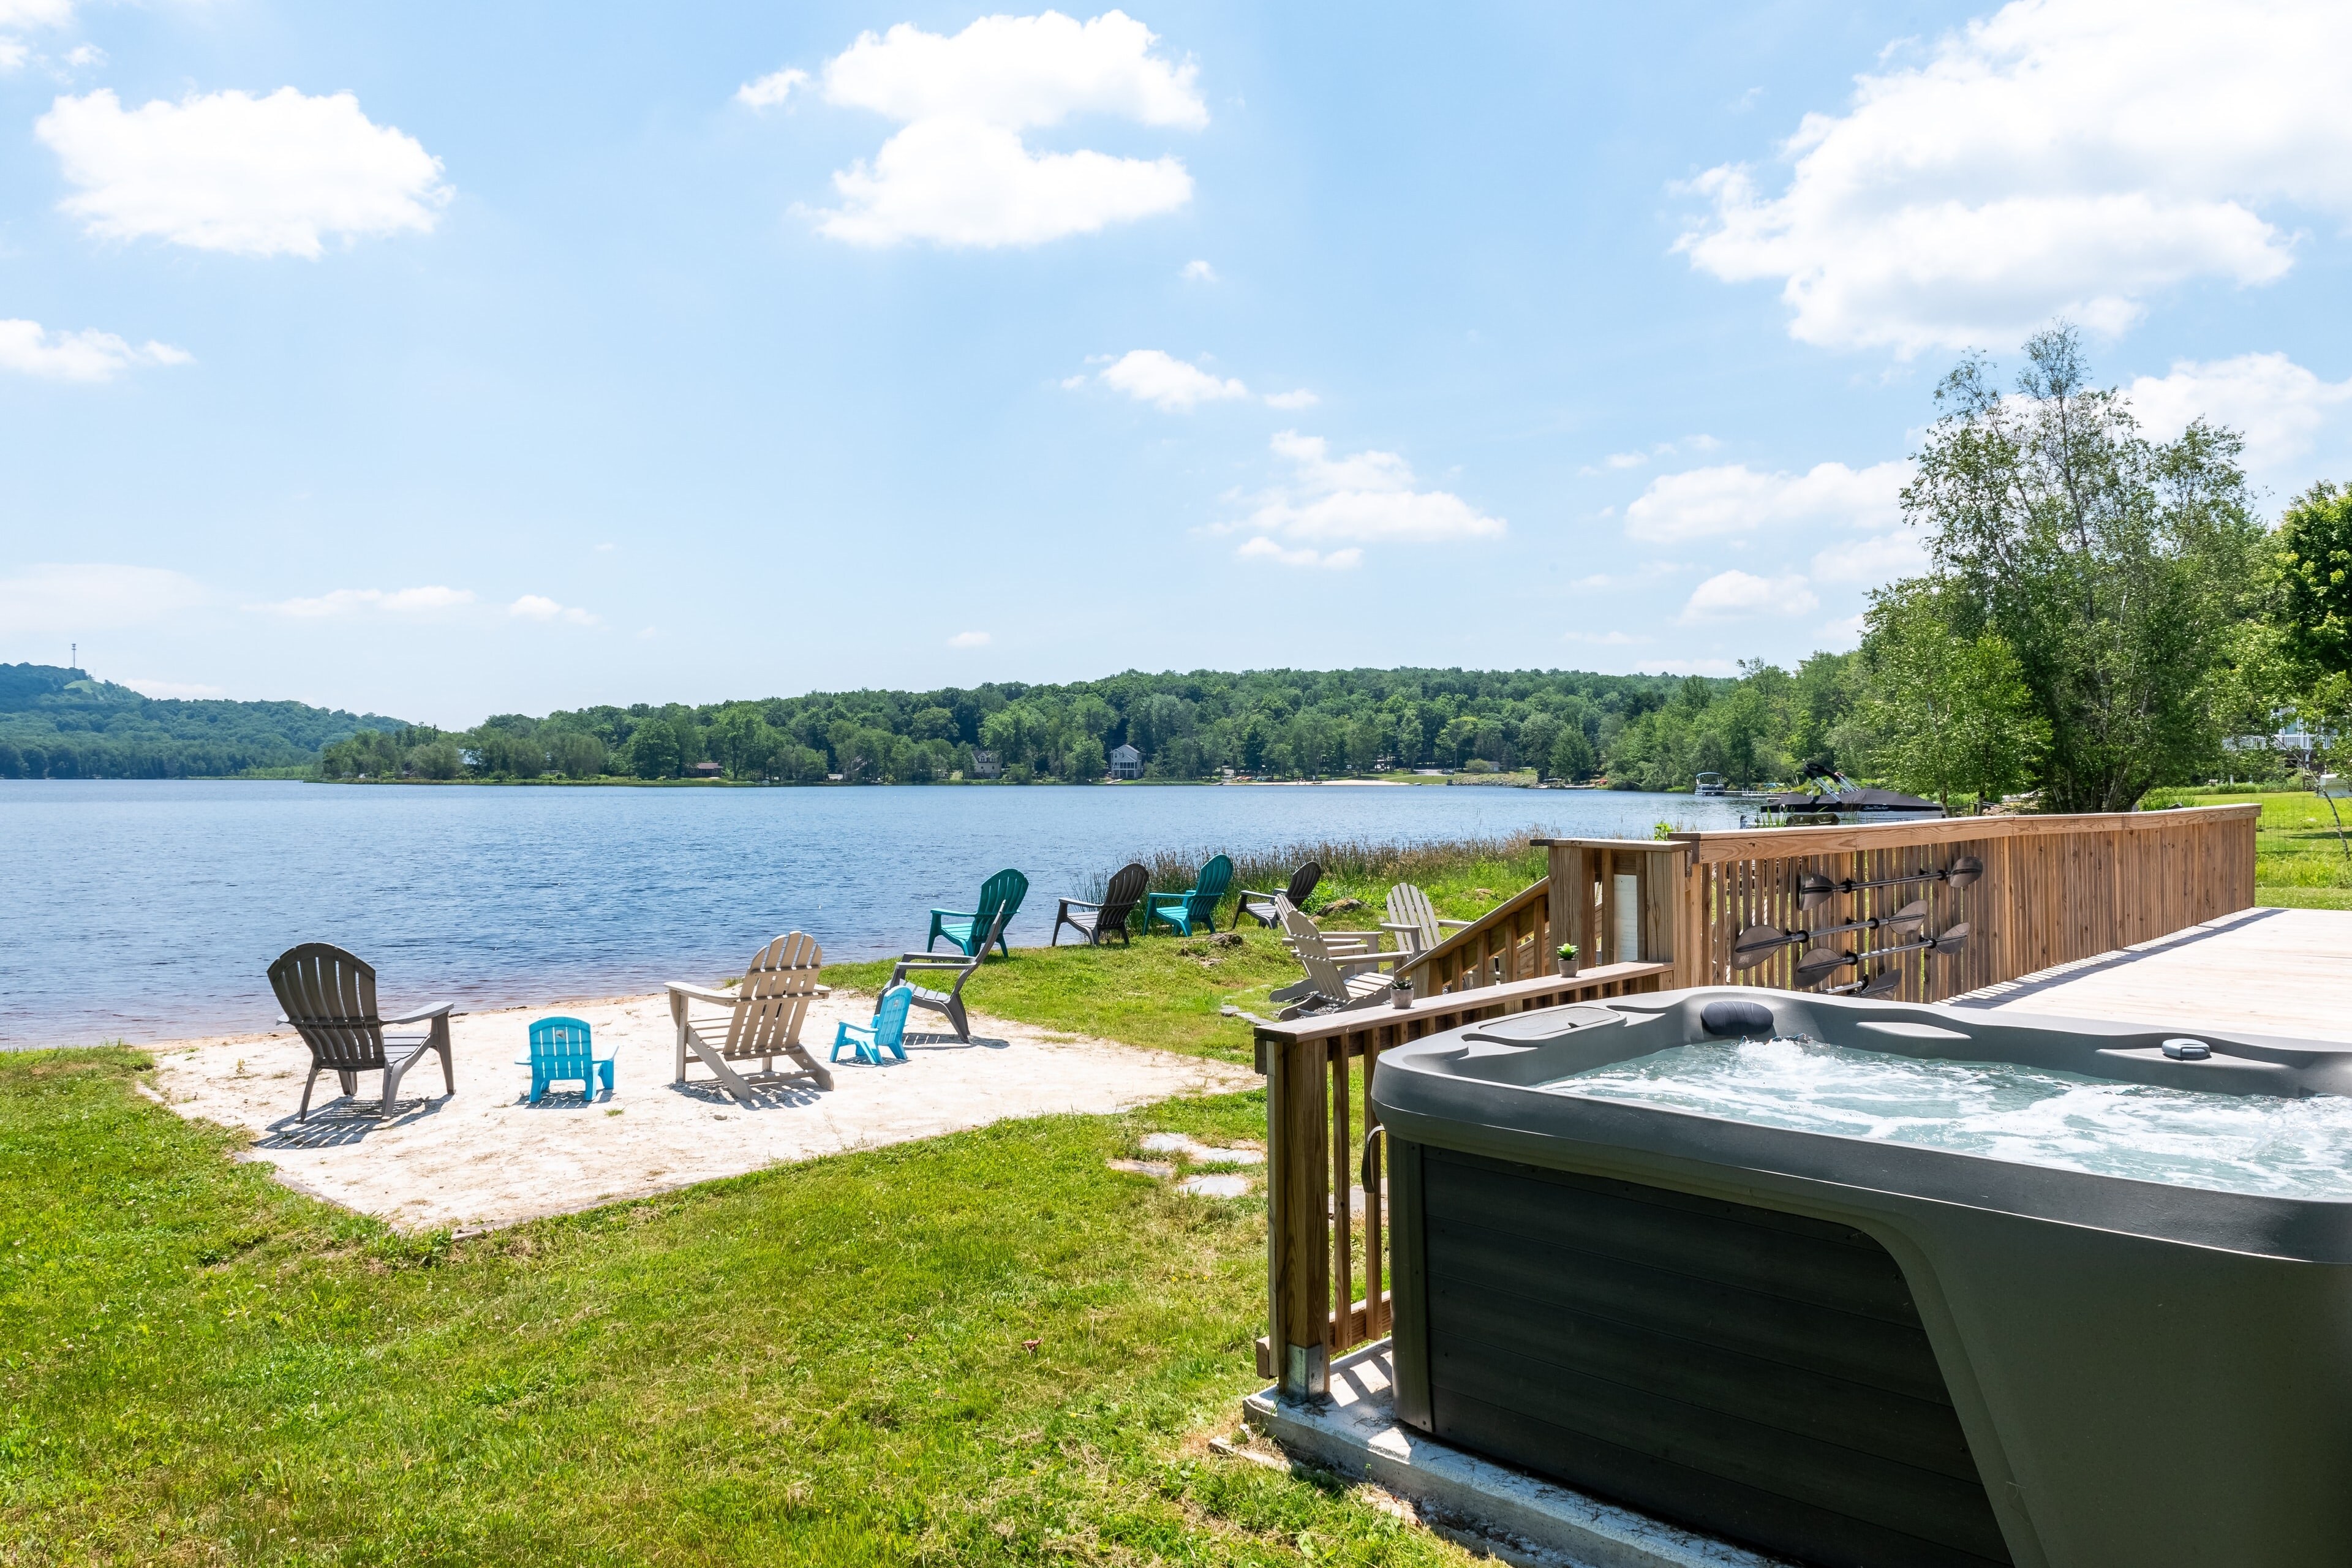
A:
267;943;456;1120
1052;862;1150;946
1237;861;1324;928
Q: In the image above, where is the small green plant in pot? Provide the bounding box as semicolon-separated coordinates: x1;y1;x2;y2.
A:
1556;941;1579;978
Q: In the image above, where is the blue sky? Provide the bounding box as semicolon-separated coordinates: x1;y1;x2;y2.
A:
5;0;2351;726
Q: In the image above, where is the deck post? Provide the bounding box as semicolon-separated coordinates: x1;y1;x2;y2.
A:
1270;1031;1330;1401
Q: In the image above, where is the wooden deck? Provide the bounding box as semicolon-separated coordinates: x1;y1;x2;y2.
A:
1951;905;2352;1043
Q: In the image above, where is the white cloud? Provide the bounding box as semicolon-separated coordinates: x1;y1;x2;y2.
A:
1237;537;1362;570
1818;612;1868;647
0;0;72;28
62;42;99;67
1097;348;1247;411
254;586;474;617
1681;569;1819;622
1624;460;1909;543
1263;388;1319;410
38;88;451;258
2126;351;2352;490
783;10;1204;247
1182;258;1216;282
1679;0;2352;355
820;10;1205;129
1563;630;1649;646
812;116;1189;247
0;318;190;381
508;594;596;626
948;630;991;647
1233;432;1505;560
0;39;26;72
736;68;809;110
122;677;227;699
0;563;206;632
1809;529;1929;586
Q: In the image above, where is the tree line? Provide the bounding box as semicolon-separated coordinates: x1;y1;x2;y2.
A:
315;668;1694;785
0;664;409;780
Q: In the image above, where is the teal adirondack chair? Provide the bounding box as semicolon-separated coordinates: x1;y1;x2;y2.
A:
516;1016;616;1104
833;984;914;1066
928;868;1028;958
1147;854;1233;937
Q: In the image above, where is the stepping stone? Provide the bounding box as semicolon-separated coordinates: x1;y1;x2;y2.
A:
1107;1158;1177;1178
1189;1146;1264;1167
1138;1133;1200;1155
1178;1173;1253;1199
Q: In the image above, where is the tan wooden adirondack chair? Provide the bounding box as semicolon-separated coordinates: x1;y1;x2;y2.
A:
1384;882;1473;956
1274;899;1397;1019
267;943;457;1121
666;932;834;1104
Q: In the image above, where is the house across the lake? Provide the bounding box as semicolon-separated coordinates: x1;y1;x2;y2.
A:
690;760;724;778
970;749;1001;778
1109;743;1143;780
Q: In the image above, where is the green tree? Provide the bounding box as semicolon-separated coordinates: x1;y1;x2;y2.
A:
625;724;682;780
1901;325;2263;810
547;731;607;778
2275;482;2352;679
1861;582;2046;809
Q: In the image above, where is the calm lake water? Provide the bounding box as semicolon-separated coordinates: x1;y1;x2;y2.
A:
0;779;1747;1047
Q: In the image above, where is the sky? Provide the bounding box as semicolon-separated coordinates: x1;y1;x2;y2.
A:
4;0;2351;727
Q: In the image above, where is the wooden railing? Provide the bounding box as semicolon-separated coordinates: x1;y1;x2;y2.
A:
1251;961;1673;1393
1255;804;2258;1398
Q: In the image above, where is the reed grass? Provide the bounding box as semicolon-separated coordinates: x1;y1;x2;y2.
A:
1084;831;1550;929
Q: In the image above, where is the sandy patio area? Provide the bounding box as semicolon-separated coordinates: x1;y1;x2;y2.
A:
149;989;1257;1233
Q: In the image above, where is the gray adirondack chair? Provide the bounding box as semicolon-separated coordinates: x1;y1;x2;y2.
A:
1273;899;1398;1019
1053;862;1150;946
1384;882;1473;955
887;909;1008;1042
267;943;456;1121
1237;861;1322;928
665;931;834;1104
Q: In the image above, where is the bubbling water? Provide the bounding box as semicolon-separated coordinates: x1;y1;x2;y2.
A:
1545;1036;2352;1200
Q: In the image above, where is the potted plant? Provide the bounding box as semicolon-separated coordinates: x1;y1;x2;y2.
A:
1556;941;1579;979
1390;974;1413;1009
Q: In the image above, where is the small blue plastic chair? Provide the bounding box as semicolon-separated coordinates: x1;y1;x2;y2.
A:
832;985;914;1066
516;1016;616;1104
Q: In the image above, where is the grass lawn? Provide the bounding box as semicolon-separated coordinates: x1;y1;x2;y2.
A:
0;1047;1479;1567
2143;788;2352;911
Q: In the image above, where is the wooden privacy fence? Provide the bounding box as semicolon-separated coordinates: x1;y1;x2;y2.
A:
1255;804;2259;1398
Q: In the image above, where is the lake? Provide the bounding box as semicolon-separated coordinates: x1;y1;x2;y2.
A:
0;779;1749;1047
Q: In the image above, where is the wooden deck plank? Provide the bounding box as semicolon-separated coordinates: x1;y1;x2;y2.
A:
1950;907;2352;1044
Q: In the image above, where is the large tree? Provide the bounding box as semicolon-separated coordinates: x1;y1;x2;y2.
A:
1900;326;2263;812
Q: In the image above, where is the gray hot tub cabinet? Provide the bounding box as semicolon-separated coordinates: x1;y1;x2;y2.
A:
1367;989;2352;1568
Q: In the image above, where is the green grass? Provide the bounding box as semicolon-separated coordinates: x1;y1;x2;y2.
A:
0;1049;1474;1567
2141;788;2352;905
823;843;1550;1058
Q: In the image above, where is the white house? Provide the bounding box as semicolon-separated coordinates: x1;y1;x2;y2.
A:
1108;743;1143;780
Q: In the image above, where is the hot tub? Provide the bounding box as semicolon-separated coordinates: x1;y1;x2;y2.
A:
1368;988;2352;1568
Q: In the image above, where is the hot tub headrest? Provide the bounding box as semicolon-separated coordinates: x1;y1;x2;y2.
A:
1701;998;1777;1038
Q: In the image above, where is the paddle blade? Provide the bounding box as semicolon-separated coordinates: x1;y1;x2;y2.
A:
1793;946;1852;987
1796;872;1837;911
1888;899;1929;930
1929;922;1972;956
1732;925;1794;970
1859;966;1905;998
1946;856;1984;891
